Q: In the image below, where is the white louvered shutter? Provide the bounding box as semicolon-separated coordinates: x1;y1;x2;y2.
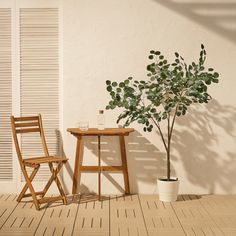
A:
0;8;12;181
20;8;60;181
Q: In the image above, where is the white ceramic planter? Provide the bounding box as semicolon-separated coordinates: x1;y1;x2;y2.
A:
157;178;179;202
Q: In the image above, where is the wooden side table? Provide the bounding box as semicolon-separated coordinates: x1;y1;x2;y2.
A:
67;128;134;198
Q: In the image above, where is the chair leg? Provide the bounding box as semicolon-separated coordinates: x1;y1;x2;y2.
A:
42;162;67;205
17;166;39;202
41;164;56;197
53;164;68;205
21;166;40;210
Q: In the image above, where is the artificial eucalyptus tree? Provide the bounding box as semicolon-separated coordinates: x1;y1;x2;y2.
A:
106;45;219;181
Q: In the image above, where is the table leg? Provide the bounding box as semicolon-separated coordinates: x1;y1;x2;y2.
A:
98;135;101;200
119;135;130;194
72;136;83;194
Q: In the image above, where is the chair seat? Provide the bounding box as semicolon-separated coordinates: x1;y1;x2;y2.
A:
23;156;68;166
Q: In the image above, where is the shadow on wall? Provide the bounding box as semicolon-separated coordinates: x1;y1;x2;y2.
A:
57;100;236;194
82;131;168;194
56;130;74;194
81;99;236;194
171;99;236;193
153;0;236;44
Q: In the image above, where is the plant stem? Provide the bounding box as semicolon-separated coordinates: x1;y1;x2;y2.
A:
167;114;171;181
151;117;168;152
169;103;180;141
141;99;168;152
167;103;180;181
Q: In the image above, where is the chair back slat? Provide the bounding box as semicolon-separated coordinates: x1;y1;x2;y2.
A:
14;116;39;122
15;121;39;128
10;114;49;160
16;127;41;134
14;116;40;134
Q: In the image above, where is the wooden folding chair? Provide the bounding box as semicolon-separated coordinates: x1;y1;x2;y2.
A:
10;114;68;210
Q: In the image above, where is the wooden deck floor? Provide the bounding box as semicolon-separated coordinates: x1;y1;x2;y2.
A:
0;194;235;236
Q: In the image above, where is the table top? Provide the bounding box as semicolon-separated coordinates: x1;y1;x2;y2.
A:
67;128;134;136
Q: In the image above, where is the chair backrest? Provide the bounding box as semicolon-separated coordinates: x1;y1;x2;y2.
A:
10;114;49;163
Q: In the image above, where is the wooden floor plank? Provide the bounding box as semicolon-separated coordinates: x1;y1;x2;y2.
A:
110;195;148;236
0;198;45;236
73;194;109;236
199;195;236;236
139;195;185;236
34;195;79;236
1;194;236;235
171;194;224;236
0;195;18;230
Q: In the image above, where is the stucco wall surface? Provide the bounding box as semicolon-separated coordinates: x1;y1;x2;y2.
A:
62;0;236;194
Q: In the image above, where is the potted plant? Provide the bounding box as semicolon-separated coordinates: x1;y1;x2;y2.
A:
105;45;219;202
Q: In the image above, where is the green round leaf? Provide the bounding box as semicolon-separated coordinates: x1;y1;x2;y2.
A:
148;55;154;60
212;78;219;83
175;52;179;58
124;79;129;85
160;72;167;79
147;65;151;71
116;94;121;101
107;86;112;92
119;82;125;87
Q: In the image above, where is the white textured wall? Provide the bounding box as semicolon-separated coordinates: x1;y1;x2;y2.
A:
62;0;236;194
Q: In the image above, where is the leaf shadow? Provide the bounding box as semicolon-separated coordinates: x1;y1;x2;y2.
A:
82;130;167;194
171;99;236;193
152;0;236;44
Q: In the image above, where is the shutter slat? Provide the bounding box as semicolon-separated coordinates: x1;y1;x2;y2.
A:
0;8;12;181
